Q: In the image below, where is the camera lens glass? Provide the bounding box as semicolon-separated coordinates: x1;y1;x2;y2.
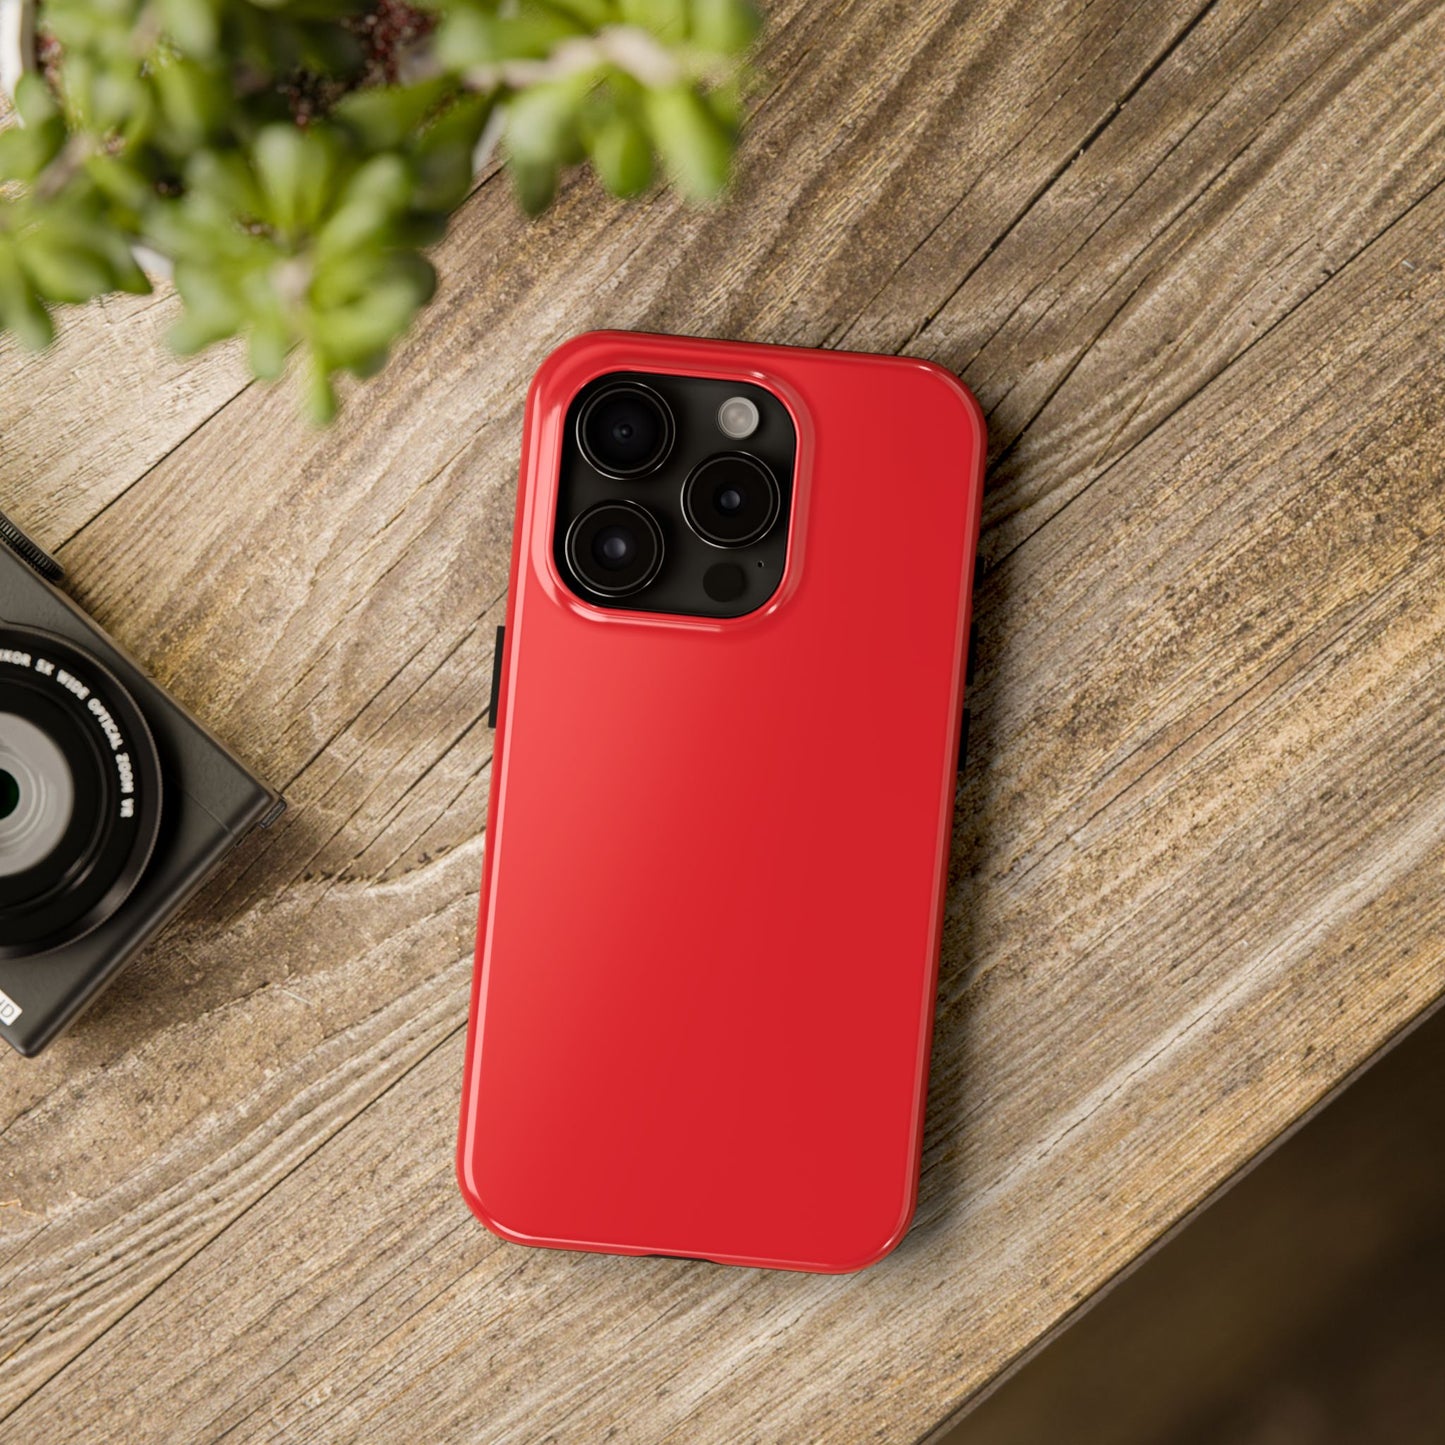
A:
0;715;76;878
565;501;666;598
578;383;675;478
681;453;781;548
0;626;162;960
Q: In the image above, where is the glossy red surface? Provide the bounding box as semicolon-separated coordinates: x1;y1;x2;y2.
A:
458;332;986;1272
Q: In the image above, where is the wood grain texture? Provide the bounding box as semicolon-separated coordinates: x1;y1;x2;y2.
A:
2;0;1444;1440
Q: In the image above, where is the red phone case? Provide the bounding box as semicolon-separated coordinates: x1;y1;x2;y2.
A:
458;331;986;1272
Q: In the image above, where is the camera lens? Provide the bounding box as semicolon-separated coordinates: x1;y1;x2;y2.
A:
578;382;675;479
681;453;781;548
565;501;666;598
594;527;633;566
0;626;162;960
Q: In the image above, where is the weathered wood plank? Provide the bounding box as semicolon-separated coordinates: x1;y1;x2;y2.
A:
2;0;1443;1440
0;287;251;547
846;0;1445;566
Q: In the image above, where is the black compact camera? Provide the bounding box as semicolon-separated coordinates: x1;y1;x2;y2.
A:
0;510;282;1056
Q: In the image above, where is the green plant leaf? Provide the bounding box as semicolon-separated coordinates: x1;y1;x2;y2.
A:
91;69;151;134
620;0;687;39
0;247;56;349
433;6;495;70
643;84;733;199
505;79;589;165
253;125;342;236
96;230;152;295
589;112;653;197
186;150;268;220
248;315;292;379
509;155;557;214
436;6;580;68
689;0;759;55
336;79;456;150
13;72;59;128
315;154;414;256
83;153;154;212
305;358;338;425
313;297;411;367
0;123;64;182
168;309;233;353
153;59;225;147
17;241;113;304
541;0;613;29
171;258;248;339
160;0;221;56
411;91;494;212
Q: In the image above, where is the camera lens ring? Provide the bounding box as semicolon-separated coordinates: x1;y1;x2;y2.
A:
564;501;666;599
577;382;676;479
681;453;782;550
0;626;163;960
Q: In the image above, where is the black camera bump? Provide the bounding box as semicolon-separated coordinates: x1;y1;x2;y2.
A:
554;371;797;620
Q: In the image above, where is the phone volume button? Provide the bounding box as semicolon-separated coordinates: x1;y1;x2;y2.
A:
487;626;505;729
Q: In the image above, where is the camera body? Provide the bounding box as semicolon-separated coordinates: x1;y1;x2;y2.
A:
0;513;281;1057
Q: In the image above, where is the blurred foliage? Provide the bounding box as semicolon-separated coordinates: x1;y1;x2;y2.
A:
0;0;759;420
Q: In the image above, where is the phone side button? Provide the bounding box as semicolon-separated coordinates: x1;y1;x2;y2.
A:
487;626;504;729
957;708;970;773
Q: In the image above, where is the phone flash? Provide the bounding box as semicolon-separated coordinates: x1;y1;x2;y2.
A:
717;396;760;439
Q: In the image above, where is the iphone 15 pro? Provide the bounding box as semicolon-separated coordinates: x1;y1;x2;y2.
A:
459;331;986;1271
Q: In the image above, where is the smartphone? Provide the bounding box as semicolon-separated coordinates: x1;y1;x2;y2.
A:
457;331;986;1272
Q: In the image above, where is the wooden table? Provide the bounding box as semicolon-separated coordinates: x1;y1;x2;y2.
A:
3;2;1443;1440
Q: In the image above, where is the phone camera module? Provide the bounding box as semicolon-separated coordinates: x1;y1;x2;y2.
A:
566;501;666;598
554;371;796;618
578;383;675;479
682;454;781;549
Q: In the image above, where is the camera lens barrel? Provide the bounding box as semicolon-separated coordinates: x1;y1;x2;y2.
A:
565;501;666;598
0;626;163;959
681;453;781;549
578;383;676;479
